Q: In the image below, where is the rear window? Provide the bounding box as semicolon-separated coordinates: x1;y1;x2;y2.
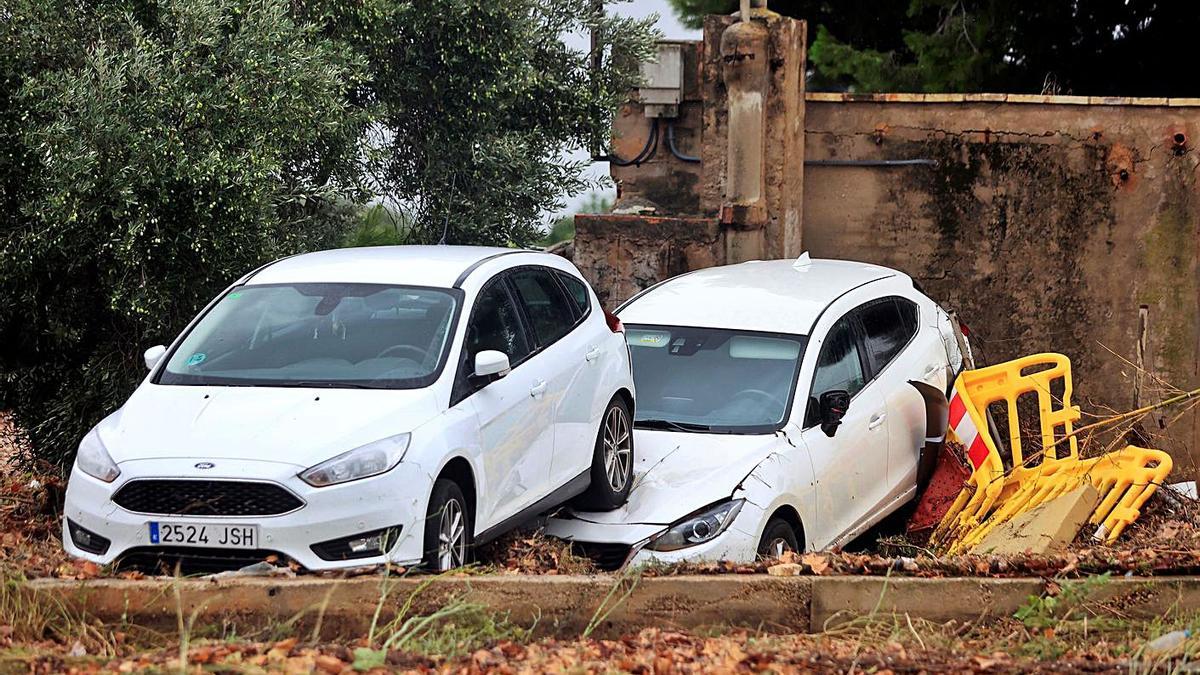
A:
509;268;577;347
858;297;918;373
556;271;591;317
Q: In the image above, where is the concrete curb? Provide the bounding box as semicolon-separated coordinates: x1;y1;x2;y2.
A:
23;575;1200;639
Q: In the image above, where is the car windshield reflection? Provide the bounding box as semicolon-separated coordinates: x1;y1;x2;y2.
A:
157;283;459;389
625;325;807;434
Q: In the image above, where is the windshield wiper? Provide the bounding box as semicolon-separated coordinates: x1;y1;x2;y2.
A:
636;418;714;433
253;381;381;390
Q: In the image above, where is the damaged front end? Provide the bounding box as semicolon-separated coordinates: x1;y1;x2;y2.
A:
545;430;796;569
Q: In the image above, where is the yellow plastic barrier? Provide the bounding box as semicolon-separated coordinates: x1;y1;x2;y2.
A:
931;353;1173;554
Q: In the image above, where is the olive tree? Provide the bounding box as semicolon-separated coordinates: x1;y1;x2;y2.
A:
0;0;368;465
298;0;658;246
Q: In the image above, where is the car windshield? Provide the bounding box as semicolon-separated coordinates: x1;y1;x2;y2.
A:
626;324;807;433
158;283;460;389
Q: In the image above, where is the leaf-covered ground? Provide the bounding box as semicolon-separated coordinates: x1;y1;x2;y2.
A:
5;616;1199;673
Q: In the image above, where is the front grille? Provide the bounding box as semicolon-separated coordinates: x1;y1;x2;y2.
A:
112;480;303;516
117;546;294;575
572;542;632;571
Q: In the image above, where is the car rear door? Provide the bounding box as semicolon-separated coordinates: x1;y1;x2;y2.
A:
455;274;555;529
507;266;600;489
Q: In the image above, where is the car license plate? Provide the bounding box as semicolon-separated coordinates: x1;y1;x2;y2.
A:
148;522;258;549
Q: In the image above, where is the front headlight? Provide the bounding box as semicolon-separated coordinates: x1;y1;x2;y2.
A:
645;499;744;552
299;433;411;487
76;428;120;483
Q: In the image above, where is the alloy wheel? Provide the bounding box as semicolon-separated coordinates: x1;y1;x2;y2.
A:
767;537;793;558
602;405;632;493
437;497;466;570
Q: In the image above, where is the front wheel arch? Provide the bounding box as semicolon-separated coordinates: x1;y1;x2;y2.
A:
761;504;806;552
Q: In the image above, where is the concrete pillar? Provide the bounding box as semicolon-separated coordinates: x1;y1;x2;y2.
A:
704;9;806;263
720;17;769;230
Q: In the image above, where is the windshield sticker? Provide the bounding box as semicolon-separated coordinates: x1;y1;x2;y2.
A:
627;330;671;348
186;353;207;366
228;292;242;299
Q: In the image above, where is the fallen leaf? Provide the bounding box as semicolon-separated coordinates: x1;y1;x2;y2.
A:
314;654;345;674
801;553;830;575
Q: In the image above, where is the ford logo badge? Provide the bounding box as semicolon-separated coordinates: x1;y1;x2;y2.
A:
194;462;215;470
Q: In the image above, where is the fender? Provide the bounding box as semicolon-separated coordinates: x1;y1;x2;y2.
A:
731;446;817;552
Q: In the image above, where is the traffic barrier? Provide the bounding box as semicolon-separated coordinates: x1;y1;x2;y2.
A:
931;353;1172;554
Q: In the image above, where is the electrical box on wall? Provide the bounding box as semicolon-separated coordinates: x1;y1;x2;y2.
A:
638;43;683;118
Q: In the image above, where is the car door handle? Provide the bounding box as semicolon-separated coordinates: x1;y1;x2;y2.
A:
922;364;941;378
529;380;547;398
585;347;601;362
868;412;887;430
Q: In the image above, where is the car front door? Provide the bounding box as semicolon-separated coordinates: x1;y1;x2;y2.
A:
508;267;599;488
457;275;555;530
798;312;890;548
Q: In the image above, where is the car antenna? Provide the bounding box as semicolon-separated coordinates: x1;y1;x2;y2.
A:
792;251;812;269
437;173;457;245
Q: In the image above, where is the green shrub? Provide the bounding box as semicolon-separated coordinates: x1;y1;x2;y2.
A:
0;0;368;466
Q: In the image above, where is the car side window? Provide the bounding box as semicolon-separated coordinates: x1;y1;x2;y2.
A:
464;279;531;365
807;316;866;427
858;297;918;374
556;271;591;318
509;267;577;347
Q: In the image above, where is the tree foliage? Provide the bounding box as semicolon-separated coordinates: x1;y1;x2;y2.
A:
669;0;1198;96
0;0;655;466
541;192;614;247
0;0;367;464
297;0;657;247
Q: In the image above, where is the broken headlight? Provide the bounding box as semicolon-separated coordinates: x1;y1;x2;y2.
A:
645;499;744;552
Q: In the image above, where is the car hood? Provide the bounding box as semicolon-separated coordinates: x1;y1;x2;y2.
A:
96;383;441;469
568;429;783;526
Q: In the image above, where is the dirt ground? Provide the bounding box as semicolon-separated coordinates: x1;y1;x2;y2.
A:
2;604;1195;673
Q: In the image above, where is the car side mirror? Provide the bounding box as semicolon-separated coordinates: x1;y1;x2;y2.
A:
143;345;167;371
819;390;850;437
473;350;511;380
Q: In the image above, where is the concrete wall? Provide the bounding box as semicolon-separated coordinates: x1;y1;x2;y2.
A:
575;31;1200;471
802;93;1200;470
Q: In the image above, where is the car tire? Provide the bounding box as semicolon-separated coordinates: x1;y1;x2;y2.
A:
574;396;634;511
422;479;472;572
757;518;800;560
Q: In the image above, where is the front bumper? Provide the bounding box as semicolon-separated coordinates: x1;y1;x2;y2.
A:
545;499;766;568
62;458;432;571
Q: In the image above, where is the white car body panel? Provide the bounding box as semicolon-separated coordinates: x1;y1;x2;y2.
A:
549;257;966;566
63;246;634;571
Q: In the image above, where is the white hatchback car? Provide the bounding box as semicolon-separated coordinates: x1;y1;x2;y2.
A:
63;246;635;572
546;255;969;568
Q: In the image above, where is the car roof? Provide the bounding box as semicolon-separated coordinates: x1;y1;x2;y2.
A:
244;245;524;288
617;257;901;335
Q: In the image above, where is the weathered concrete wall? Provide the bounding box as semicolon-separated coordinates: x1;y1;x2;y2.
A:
802;93;1200;471
579;28;1200;469
574;215;722;305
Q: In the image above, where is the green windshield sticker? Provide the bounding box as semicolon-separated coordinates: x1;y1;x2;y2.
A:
228;292;242;299
627;330;670;348
186;353;207;366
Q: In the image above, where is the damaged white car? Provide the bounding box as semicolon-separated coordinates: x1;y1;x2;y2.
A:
545;255;969;569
